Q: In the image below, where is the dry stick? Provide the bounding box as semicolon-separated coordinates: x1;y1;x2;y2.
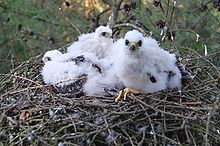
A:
4;54;42;76
162;95;168;146
52;123;80;137
121;128;135;146
205;108;213;146
140;104;157;146
165;0;170;20
188;129;197;146
159;0;165;14
6;116;50;146
111;109;146;115
43;118;134;141
103;116;118;146
172;29;210;50
53;0;81;35
1;85;49;97
137;127;146;146
156;133;182;146
90;128;103;145
108;0;124;28
113;23;147;36
190;49;220;74
68;114;77;132
168;0;176;31
0;73;41;86
184;127;191;145
138;105;157;146
191;7;214;29
161;0;176;42
93;8;111;27
130;95;196;120
160;0;171;42
149;96;202;110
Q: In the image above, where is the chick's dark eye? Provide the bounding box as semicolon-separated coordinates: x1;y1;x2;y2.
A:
101;32;106;36
138;40;142;46
125;39;129;46
47;57;51;61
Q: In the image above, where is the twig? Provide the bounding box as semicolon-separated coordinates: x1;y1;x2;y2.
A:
107;0;124;28
0;73;41;86
1;85;49;97
129;95;197;120
191;7;214;29
205;108;212;146
113;23;147;36
53;0;81;35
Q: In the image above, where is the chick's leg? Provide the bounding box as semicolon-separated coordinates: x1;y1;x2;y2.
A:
123;88;140;100
115;88;140;102
115;90;123;102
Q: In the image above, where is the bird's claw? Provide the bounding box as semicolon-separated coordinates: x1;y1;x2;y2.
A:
115;88;140;102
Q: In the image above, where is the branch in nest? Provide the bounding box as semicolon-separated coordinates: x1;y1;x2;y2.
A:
113;23;149;36
106;0;124;28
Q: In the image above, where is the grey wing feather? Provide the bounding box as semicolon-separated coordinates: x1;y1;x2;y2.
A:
54;74;88;97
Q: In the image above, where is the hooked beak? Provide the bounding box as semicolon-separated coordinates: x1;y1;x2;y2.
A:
128;42;139;52
106;32;112;38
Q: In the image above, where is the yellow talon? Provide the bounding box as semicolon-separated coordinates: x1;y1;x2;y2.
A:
123;88;140;100
115;90;123;102
115;88;140;102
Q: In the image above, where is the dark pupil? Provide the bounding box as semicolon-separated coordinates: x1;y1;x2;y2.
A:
138;40;142;46
125;40;129;46
47;57;51;61
102;32;106;36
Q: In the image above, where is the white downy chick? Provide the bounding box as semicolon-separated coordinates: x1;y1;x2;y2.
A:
42;50;63;63
112;30;182;93
67;26;113;59
42;49;81;63
41;61;83;87
41;49;114;95
143;35;182;89
83;67;123;96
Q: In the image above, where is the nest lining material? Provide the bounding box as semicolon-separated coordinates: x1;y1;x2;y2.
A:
0;48;220;146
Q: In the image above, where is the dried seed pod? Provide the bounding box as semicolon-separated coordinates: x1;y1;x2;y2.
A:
17;24;22;31
213;0;220;11
167;31;176;41
28;29;34;36
21;36;27;42
6;17;11;22
48;36;55;44
131;2;137;9
135;20;142;27
65;1;70;7
153;0;160;7
155;20;165;29
123;3;131;12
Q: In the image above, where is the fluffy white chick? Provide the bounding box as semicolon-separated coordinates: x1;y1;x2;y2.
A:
143;35;182;89
112;30;182;101
112;31;167;93
83;67;124;96
42;50;63;63
41;49;117;96
67;26;113;59
41;61;84;87
42;49;82;64
41;50;86;90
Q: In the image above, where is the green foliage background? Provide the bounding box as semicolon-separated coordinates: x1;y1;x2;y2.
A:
0;0;219;73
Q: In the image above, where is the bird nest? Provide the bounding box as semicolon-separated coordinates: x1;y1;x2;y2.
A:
0;48;220;146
